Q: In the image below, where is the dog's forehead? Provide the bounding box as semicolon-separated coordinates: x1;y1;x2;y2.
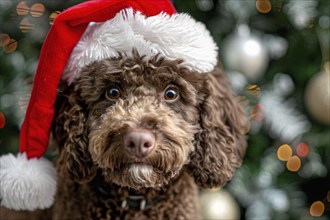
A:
85;57;192;86
123;71;178;86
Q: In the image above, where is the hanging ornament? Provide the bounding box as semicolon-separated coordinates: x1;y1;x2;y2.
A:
222;24;269;82
199;188;240;220
304;19;330;125
304;70;330;125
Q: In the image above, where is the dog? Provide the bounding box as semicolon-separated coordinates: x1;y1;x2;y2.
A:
27;50;248;219
0;51;248;219
0;4;251;217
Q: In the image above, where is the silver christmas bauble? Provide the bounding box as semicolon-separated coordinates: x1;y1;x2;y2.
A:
222;25;269;82
305;71;330;125
199;188;240;220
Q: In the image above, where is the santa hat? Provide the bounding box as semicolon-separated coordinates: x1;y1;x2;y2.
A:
0;0;217;211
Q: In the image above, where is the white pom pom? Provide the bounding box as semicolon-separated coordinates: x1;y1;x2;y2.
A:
0;153;57;211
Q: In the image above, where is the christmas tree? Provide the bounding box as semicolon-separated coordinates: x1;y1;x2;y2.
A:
0;0;329;219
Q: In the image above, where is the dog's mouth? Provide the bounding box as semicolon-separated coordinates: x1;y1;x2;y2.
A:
102;160;181;190
114;161;162;174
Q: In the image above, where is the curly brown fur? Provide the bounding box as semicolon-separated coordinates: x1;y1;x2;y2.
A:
188;67;249;188
49;51;248;219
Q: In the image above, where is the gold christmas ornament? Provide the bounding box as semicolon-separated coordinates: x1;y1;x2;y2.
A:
304;71;330;125
199;188;240;220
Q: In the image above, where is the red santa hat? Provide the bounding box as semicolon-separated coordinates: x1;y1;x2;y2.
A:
0;0;218;211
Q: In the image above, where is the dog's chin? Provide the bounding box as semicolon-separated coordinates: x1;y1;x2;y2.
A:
128;164;154;185
104;164;179;190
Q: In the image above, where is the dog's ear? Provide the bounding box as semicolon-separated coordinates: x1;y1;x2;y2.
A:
53;88;97;183
188;68;249;188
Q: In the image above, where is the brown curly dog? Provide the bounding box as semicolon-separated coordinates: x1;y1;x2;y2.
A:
0;51;249;219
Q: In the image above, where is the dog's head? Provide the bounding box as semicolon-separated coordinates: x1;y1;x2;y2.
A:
54;51;249;190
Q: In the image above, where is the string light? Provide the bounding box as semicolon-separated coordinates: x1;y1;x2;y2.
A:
277;142;311;172
277;144;292;161
16;2;45;17
20;17;35;33
244;84;264;122
286;156;301;172
4;39;18;53
16;1;29;15
0;112;5;129
296;142;309;157
256;0;272;14
310;201;325;217
246;84;261;100
49;11;61;26
250;104;264;121
30;3;45;17
0;33;18;53
16;1;46;34
0;33;10;47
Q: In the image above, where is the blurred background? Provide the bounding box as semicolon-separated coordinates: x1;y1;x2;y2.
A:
0;0;329;219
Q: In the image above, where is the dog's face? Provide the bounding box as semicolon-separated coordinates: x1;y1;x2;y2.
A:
82;55;202;189
54;53;249;189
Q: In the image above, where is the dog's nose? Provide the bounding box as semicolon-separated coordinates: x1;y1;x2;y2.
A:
124;129;155;157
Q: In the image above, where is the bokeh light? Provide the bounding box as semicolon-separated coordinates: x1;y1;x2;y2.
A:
196;0;214;12
3;38;17;53
16;1;29;15
0;33;10;47
250;104;264;121
277;144;292;161
296;142;309;157
30;3;45;17
286;156;301;172
243;40;262;57
256;0;272;14
310;201;325;217
246;84;261;100
0;112;5;128
49;11;61;26
327;191;330;203
20;17;35;33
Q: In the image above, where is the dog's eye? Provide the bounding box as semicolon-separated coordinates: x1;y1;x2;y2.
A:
164;88;178;101
106;85;121;100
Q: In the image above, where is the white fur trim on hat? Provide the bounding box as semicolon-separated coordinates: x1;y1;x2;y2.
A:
0;153;57;211
62;8;218;84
